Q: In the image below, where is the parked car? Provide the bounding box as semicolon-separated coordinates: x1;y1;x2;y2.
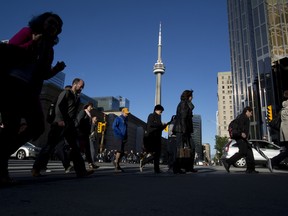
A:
10;142;41;160
221;139;288;168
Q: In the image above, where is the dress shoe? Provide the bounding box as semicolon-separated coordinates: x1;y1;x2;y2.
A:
245;170;259;174
0;176;19;187
186;168;198;173
115;167;124;173
77;169;94;178
222;159;230;173
173;169;186;174
31;168;42;177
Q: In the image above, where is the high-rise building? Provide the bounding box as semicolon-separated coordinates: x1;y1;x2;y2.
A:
44;71;65;89
203;143;211;164
117;96;130;109
93;96;130;112
217;71;234;137
192;115;203;160
227;0;288;140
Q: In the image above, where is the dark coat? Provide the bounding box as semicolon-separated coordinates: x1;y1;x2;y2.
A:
146;112;166;138
144;112;166;152
76;110;91;136
173;100;194;134
234;113;250;139
55;89;80;126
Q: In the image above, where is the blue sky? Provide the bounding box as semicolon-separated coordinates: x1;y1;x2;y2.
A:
0;0;230;155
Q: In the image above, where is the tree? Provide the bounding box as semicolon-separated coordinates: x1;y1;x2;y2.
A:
214;135;229;164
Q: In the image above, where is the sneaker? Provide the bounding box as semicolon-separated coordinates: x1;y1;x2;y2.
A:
40;167;51;173
31;168;42;177
65;165;74;174
115;165;124;172
222;159;230;173
115;167;124;173
88;163;100;170
267;159;273;173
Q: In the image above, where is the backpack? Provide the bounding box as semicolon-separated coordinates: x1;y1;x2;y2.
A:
228;118;241;139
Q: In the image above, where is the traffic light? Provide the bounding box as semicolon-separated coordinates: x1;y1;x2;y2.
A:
97;122;102;133
267;105;273;122
164;125;168;132
97;122;107;133
101;122;106;132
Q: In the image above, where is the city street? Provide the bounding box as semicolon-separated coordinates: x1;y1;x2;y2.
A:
1;160;288;216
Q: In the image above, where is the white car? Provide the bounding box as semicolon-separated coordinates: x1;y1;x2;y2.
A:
10;142;41;160
221;139;287;168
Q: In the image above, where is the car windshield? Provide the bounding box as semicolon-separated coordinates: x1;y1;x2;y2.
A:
24;143;33;148
251;140;279;150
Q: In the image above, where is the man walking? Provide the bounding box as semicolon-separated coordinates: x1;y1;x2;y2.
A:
222;106;258;174
112;108;129;172
32;78;94;177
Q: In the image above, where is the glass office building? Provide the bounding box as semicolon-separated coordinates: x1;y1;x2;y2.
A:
227;0;288;140
44;71;65;88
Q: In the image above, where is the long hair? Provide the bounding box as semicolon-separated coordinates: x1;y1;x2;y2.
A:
28;12;63;43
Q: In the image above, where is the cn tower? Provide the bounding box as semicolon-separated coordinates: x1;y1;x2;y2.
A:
153;23;165;105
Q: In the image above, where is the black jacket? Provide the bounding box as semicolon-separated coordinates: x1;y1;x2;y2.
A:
76;110;91;136
234;113;250;139
146;112;166;138
55;89;80;125
173;100;194;134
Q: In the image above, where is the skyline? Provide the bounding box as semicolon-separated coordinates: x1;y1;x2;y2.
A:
0;1;231;155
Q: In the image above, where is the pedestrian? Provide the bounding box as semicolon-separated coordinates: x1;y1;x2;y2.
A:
140;105;167;174
89;115;99;165
222;106;259;174
271;90;288;170
0;12;65;186
32;78;94;178
46;85;73;173
112;108;130;172
167;115;177;172
172;90;197;174
76;102;99;170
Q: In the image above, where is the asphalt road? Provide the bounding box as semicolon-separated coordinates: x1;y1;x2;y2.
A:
1;160;288;216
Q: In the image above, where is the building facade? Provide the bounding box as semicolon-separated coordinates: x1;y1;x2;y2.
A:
93;96;130;112
192;115;203;160
217;71;234;138
227;0;288;141
44;71;65;89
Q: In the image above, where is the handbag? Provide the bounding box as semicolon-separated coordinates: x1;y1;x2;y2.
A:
269;112;281;131
177;147;191;158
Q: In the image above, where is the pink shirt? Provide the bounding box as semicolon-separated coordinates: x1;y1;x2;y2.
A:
9;27;35;49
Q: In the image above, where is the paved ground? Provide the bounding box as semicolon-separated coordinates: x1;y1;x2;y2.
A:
1;161;288;216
